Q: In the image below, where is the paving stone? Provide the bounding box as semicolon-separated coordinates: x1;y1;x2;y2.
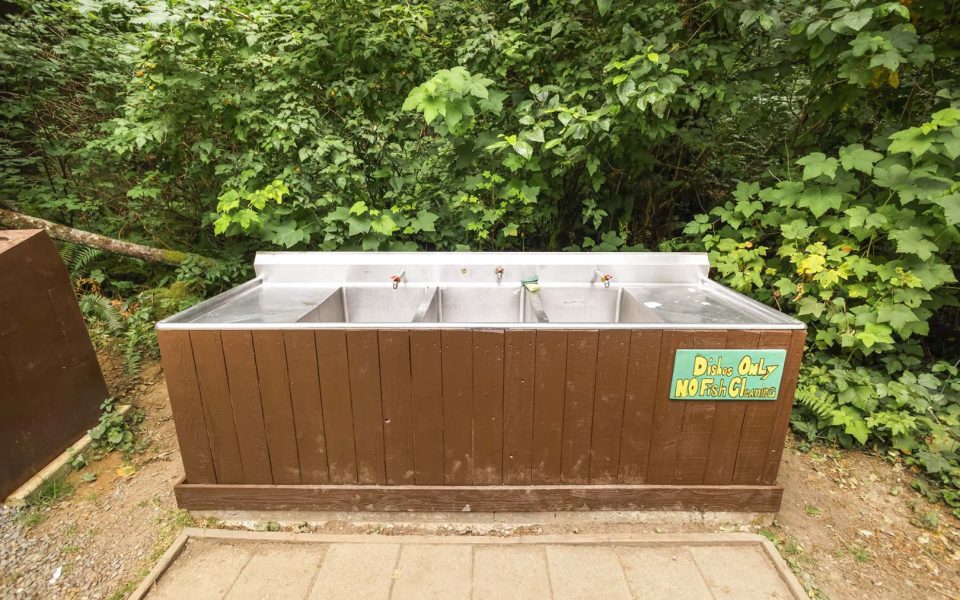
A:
616;546;712;599
473;545;551;600
150;540;251;600
391;543;472;600
307;542;400;600
546;545;631;600
689;545;794;599
226;543;323;600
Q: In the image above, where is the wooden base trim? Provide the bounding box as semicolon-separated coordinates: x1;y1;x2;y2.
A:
174;480;783;512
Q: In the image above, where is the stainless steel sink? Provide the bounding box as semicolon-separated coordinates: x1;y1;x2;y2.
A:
529;287;663;323
299;286;436;323
435;286;526;323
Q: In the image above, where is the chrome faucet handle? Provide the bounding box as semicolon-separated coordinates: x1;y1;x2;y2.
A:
594;269;613;288
495;266;504;282
391;269;405;289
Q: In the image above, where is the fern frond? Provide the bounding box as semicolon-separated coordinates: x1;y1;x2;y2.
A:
797;387;836;422
71;246;103;277
78;294;123;332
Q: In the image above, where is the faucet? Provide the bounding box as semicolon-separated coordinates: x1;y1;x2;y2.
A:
391;269;405;289
495;266;504;282
593;269;613;288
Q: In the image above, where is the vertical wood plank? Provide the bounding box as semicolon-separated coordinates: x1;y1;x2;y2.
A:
441;330;474;485
560;330;599;484
190;330;244;484
347;330;387;485
473;330;505;485
733;330;794;484
588;330;631;484
379;330;415;485
220;330;273;484
645;330;695;484
761;329;806;484
283;331;329;484
531;330;567;484
702;330;761;485
315;330;357;485
410;330;444;485
502;330;536;485
674;331;726;484
618;330;663;483
157;331;216;483
251;330;301;485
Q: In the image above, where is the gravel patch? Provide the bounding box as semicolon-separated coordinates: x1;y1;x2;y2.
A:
0;505;69;599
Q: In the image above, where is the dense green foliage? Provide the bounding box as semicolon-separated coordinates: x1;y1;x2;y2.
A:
1;0;958;508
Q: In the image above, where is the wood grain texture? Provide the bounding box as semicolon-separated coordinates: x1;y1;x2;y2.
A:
618;330;663;484
472;330;505;485
157;331;215;484
315;330;357;485
220;330;273;484
531;330;567;484
378;330;415;485
645;330;695;485
410;330;444;485
702;330;761;485
441;330;474;485
588;330;631;484
190;330;244;484
761;329;806;485
502;330;536;485
560;330;599;484
175;480;784;513
674;331;726;485
346;330;387;485
251;331;301;485
283;330;328;485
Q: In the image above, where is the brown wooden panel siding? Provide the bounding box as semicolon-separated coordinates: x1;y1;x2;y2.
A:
645;330;696;484
560;331;599;484
252;331;301;485
702;330;761;485
190;331;244;484
283;331;329;484
618;330;663;483
220;331;273;484
346;330;387;485
674;332;727;485
441;330;474;485
473;330;505;485
378;330;416;485
531;330;568;484
410;330;444;485
315;330;357;485
761;329;806;484
502;330;537;485
588;330;631;484
157;331;216;484
733;330;795;485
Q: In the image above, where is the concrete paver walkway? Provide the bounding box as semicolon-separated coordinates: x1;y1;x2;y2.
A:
137;530;807;599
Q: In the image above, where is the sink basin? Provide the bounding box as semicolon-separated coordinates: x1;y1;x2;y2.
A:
530;287;663;323
299;286;435;323
436;286;525;323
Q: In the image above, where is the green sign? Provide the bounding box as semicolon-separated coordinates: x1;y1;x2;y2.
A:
670;348;787;401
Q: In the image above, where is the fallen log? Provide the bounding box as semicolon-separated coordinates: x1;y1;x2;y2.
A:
0;208;217;268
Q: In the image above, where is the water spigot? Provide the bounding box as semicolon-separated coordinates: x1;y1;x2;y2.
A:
391;270;405;289
594;269;613;288
495;266;504;282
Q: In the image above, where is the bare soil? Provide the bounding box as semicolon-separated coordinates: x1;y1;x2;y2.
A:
2;357;958;599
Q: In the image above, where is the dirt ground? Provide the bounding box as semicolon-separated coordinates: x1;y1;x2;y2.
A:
3;357;959;600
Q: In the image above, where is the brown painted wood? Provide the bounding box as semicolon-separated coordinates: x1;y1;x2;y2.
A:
220;330;273;484
157;331;215;484
733;330;795;485
251;331;301;484
190;331;244;484
531;330;568;484
175;480;784;513
378;330;415;485
502;330;537;485
761;329;806;484
346;330;387;485
441;330;474;485
560;331;599;484
645;330;696;485
473;330;505;485
588;330;631;484
314;330;357;485
674;331;726;485
618;330;663;484
283;331;329;485
702;330;761;485
410;330;444;485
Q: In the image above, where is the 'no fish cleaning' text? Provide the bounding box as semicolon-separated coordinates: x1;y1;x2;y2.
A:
670;349;787;401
